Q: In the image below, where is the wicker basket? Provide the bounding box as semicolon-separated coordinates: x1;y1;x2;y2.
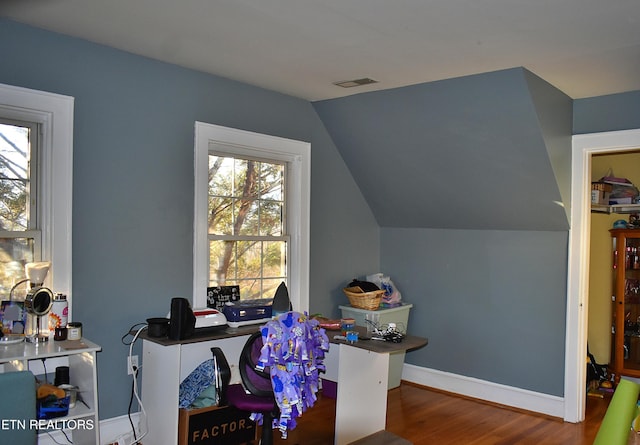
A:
343;286;385;310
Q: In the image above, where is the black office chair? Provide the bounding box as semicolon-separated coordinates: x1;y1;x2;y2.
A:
212;331;278;445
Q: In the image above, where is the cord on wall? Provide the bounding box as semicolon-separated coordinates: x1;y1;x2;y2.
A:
123;324;149;445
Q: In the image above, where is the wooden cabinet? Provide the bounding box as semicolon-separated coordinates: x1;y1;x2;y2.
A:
0;338;101;444
610;229;640;382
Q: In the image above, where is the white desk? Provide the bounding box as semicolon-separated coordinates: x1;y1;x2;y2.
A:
331;330;427;445
140;325;426;445
139;325;259;444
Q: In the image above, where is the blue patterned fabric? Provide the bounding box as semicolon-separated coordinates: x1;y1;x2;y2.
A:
178;359;215;408
257;311;330;438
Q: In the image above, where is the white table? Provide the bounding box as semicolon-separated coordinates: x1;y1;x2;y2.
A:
331;329;427;445
0;337;101;445
139;325;258;444
140;324;426;445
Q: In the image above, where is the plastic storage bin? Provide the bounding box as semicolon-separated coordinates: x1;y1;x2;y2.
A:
339;303;413;389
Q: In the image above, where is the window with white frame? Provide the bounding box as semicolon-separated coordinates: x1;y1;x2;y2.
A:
0;83;73;313
193;123;310;312
0;118;41;294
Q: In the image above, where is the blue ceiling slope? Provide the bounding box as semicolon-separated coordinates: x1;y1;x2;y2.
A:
313;67;572;230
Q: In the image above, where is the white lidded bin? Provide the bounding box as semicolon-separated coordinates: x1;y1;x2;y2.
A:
339;303;413;389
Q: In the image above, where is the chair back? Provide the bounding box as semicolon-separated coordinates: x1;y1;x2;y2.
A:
239;331;272;397
210;347;232;405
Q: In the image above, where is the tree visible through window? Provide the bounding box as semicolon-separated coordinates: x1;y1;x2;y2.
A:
194;122;309;311
208;154;287;300
0;120;39;296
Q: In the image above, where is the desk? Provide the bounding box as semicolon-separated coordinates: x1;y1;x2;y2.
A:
0;338;101;445
139;325;259;444
330;328;427;445
139;325;426;445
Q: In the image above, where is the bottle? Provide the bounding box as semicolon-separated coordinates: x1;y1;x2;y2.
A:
50;293;68;329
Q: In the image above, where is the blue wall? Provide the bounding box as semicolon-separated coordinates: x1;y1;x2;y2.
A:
314;68;571;231
0;19;379;419
381;228;568;395
314;67;573;396
574;90;640;134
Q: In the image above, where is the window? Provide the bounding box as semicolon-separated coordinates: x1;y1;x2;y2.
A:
194;123;310;312
0;83;73;314
0;119;41;293
208;154;287;299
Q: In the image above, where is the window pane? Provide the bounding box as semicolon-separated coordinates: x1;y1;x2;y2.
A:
208;238;287;300
260;200;283;236
261;278;285;300
260;161;283;201
0;123;30;231
209;240;236;284
233;158;253;198
234;199;259;236
237;278;261;300
208;155;233;196
236;240;261;278
0;237;35;296
263;240;286;278
208;196;232;235
208;152;287;300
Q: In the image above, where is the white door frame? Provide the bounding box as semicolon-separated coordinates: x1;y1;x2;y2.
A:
566;128;640;422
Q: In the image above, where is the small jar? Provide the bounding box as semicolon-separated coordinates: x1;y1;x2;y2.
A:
67;322;82;341
54;326;67;341
340;318;355;336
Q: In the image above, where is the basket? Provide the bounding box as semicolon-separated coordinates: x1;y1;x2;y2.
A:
343;286;385;310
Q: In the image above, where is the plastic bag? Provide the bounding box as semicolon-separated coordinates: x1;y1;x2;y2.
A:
600;168;639;201
366;273;402;306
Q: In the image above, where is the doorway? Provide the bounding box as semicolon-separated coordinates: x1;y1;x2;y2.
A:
567;128;640;422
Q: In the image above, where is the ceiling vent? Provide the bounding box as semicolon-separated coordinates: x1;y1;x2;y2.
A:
333;78;378;88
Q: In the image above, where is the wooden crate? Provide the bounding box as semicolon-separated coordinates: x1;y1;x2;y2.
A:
178;405;256;445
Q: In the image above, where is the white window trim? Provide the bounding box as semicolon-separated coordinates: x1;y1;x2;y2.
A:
0;83;74;317
194;122;310;313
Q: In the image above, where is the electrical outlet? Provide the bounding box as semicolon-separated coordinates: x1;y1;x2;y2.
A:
127;355;139;375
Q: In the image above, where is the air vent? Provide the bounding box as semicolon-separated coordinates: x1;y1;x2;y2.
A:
333;78;378;88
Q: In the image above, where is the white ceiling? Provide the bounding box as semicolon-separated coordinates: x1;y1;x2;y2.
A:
2;0;640;101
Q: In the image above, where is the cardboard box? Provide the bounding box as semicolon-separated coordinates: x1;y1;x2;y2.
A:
591;182;612;205
178;405;256;445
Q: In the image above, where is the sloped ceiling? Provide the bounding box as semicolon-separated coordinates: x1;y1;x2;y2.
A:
313;67;572;231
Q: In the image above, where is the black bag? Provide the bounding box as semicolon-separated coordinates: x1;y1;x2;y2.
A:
348;278;380;292
586;346;607;383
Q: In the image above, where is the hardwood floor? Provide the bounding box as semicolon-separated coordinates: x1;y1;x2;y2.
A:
269;383;610;445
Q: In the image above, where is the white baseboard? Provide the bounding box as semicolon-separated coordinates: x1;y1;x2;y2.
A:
37;412;142;445
98;412;143;445
402;364;565;419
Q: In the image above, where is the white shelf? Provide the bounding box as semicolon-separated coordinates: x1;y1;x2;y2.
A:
591;203;640;214
0;337;101;445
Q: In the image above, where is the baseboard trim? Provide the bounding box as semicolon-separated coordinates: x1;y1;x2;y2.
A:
402;364;565;419
98;412;142;445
